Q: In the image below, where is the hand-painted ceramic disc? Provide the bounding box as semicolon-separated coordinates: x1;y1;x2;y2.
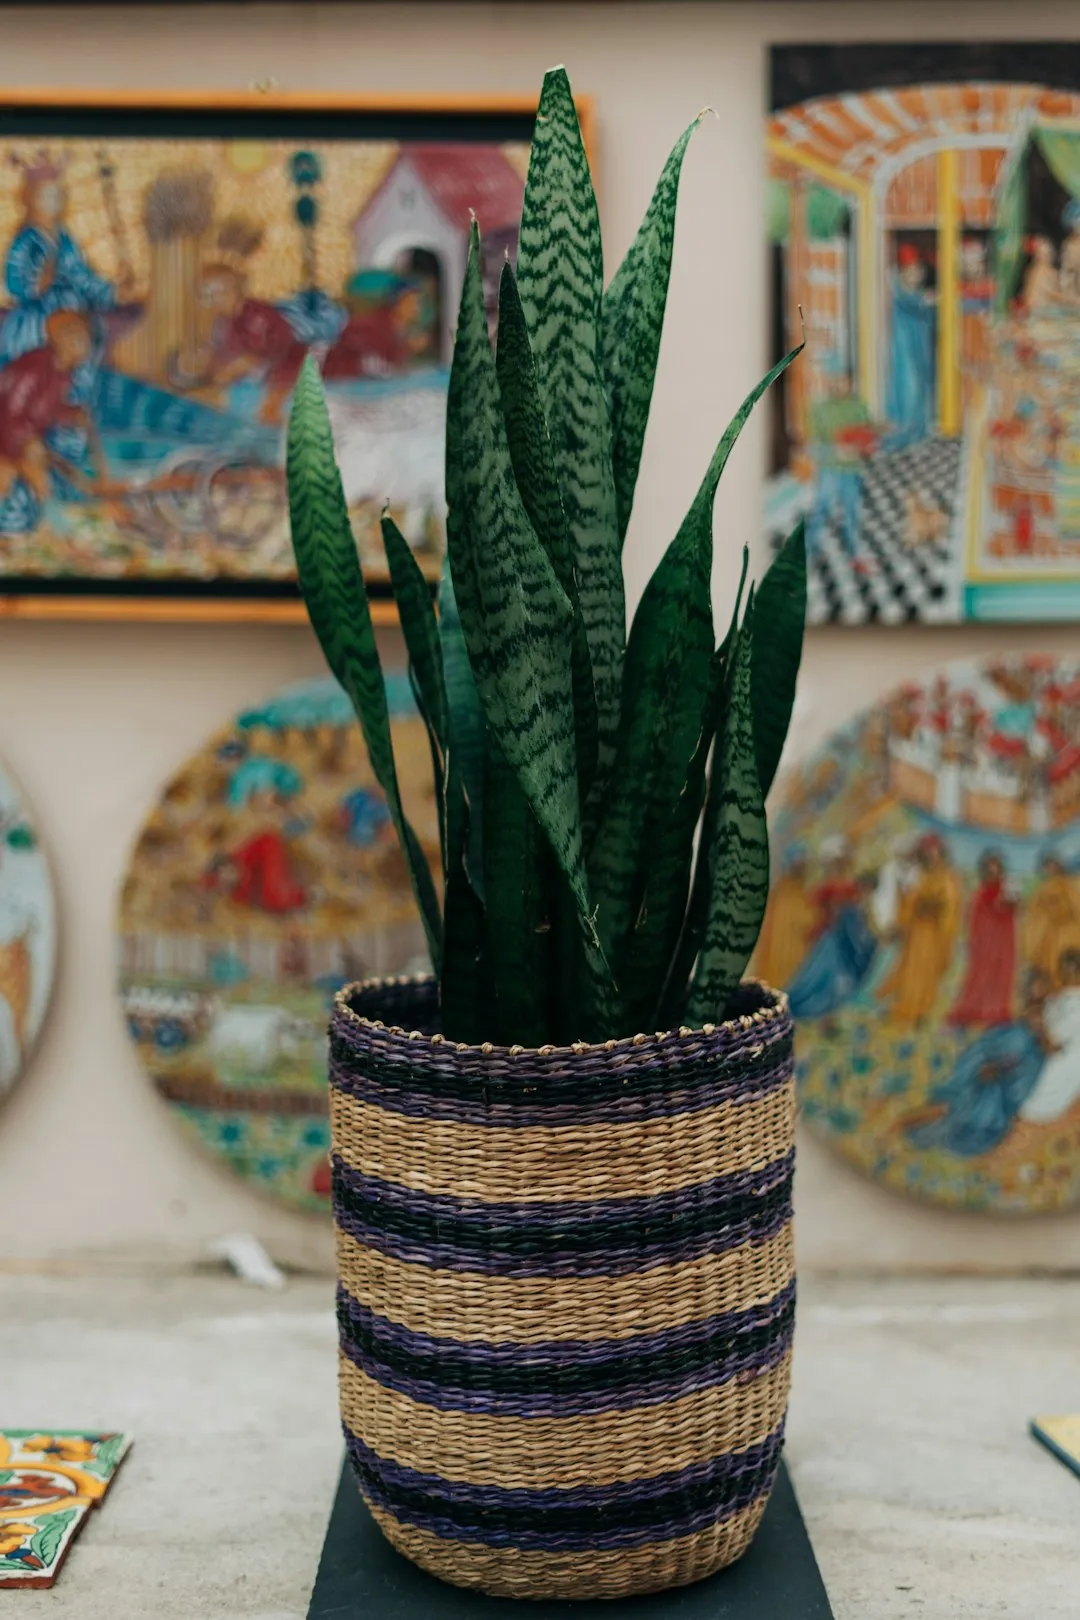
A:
117;675;438;1213
757;654;1080;1213
0;761;56;1108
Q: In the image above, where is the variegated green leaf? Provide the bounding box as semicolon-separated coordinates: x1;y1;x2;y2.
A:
382;512;446;868
751;519;807;799
654;549;749;1030
437;559;485;902
496;259;598;800
286;355;441;969
440;858;489;1045
446;221;593;932
482;740;550;1047
587;502;714;990
516;65;623;805
601;114;702;543
382;512;446;746
620;649;725;1032
685;601;770;1024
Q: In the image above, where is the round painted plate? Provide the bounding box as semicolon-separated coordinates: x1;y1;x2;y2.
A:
0;760;55;1107
758;654;1080;1213
117;675;438;1213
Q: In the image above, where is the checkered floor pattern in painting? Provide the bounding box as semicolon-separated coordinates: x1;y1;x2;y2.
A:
771;435;963;626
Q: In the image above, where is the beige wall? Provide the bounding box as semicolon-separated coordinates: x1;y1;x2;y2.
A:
2;1;1080;1272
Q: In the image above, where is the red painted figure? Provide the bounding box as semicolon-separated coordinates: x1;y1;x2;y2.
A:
0;309;92;501
199;262;307;426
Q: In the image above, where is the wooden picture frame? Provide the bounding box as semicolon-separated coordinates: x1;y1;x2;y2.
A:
0;87;594;624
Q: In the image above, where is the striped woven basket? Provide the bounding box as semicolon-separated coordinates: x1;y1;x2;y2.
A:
330;975;796;1601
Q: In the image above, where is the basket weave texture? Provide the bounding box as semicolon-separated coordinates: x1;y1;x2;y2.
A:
330;975;796;1601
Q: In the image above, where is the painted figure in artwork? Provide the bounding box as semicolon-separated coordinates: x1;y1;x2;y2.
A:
886;244;936;446
1020;235;1060;313
1014;948;1080;1126
1023;853;1080;983
947;850;1018;1027
786;842;879;1024
197;253;311;427
0;154;130;373
877;833;960;1025
0;311;96;525
903;967;1050;1158
752;844;817;989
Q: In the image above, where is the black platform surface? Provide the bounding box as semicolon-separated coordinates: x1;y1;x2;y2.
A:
308;1458;834;1618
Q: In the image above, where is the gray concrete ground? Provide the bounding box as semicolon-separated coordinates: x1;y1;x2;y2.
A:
1;1269;1077;1618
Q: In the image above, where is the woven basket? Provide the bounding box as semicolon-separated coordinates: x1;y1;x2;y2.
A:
330;975;796;1601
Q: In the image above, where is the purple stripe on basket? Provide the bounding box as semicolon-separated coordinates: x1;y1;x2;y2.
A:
334;1148;793;1232
348;1423;783;1512
345;1423;784;1551
338;1276;795;1370
328;1039;793;1126
337;1281;795;1417
333;1192;791;1279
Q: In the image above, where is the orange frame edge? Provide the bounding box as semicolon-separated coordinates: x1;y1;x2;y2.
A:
0;85;596;627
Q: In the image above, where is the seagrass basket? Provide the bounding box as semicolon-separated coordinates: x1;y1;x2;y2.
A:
329;975;796;1601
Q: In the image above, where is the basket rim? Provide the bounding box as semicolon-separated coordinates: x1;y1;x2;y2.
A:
332;973;791;1060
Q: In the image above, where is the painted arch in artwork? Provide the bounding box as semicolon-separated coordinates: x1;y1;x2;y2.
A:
117;674;437;1214
757;653;1080;1214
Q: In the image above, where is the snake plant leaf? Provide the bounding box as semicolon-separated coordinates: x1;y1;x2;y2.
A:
382;513;447;868
587;504;714;987
620;650;726;1033
286;355;442;970
496;260;598;799
440;858;490;1045
601;114;702;543
653;548;747;1032
446;221;594;934
437;558;486;902
587;337;797;995
382;512;446;749
685;601;770;1025
516;65;623;802
482;740;550;1047
751;519;807;799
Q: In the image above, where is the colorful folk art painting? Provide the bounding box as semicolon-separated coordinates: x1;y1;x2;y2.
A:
757;655;1080;1212
118;676;437;1212
767;42;1080;624
0;117;527;594
0;761;56;1107
0;1432;131;1588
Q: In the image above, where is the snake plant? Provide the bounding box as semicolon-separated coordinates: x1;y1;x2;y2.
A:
286;66;805;1046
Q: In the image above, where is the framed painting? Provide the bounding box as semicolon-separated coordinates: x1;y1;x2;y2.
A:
766;42;1080;625
0;88;592;622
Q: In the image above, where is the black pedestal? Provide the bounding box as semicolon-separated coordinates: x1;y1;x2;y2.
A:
308;1459;834;1618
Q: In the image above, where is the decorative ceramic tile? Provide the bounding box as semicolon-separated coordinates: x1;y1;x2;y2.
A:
1031;1415;1080;1480
118;675;438;1212
0;1433;132;1588
759;653;1080;1213
0;1493;90;1588
0;1432;132;1501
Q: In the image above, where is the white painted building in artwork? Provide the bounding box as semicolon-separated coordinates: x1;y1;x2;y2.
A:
351;145;524;361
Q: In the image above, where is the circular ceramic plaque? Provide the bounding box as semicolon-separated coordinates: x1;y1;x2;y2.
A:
117;675;438;1213
757;654;1080;1213
0;760;55;1107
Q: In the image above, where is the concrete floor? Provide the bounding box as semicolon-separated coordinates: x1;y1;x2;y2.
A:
1;1269;1077;1618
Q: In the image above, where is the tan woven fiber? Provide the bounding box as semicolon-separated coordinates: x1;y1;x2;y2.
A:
336;1220;794;1345
340;1350;791;1490
331;977;797;1599
368;1497;769;1601
331;1083;795;1201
